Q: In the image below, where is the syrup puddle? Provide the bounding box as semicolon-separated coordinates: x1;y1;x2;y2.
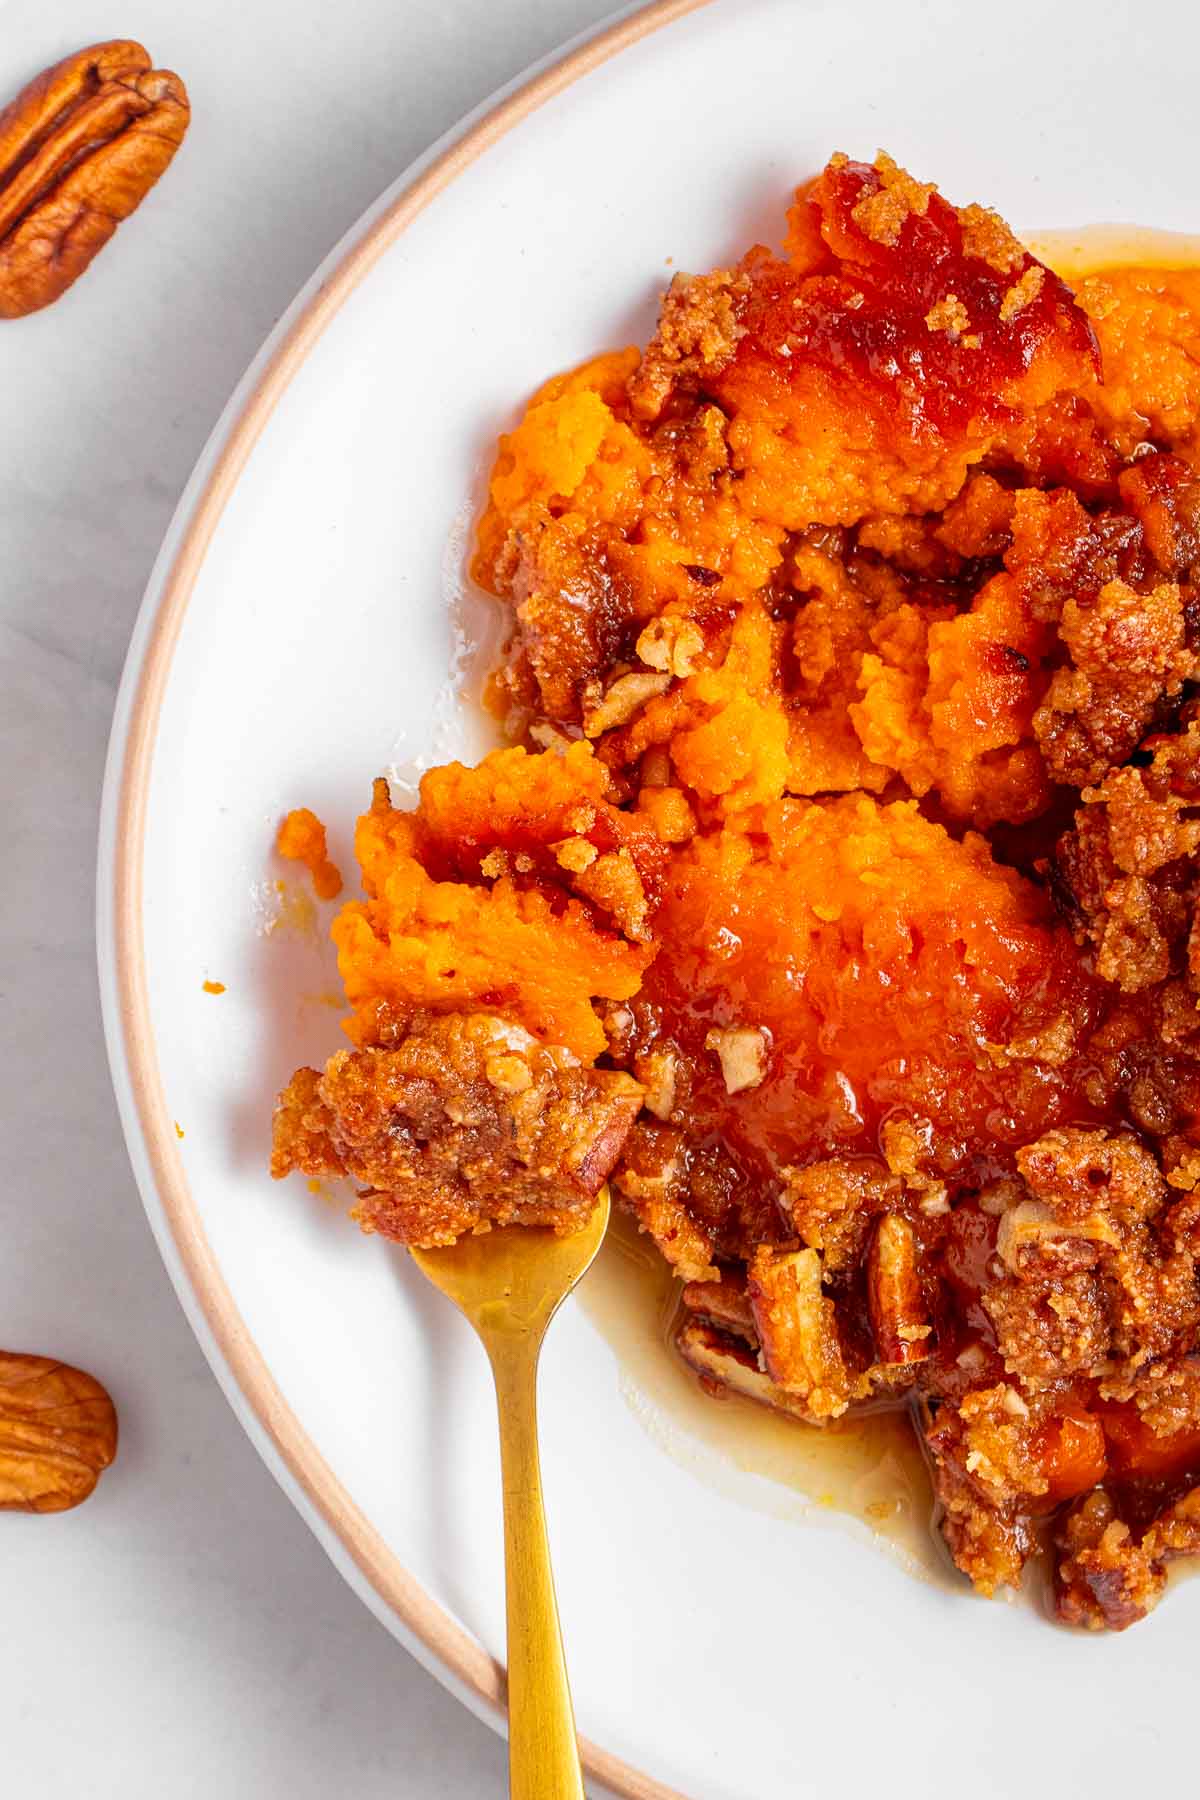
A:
1028;222;1200;279
577;1211;953;1589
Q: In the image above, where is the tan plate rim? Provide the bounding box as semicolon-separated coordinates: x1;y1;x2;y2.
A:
101;4;712;1797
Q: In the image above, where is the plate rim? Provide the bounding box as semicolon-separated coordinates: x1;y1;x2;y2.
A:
95;5;711;1796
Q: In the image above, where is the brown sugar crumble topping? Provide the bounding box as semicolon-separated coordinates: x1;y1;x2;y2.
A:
999;263;1047;324
272;150;1200;1630
959;201;1028;275
849;149;935;247
925;293;972;339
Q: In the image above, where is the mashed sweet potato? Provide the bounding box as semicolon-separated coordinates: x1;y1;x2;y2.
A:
273;153;1200;1630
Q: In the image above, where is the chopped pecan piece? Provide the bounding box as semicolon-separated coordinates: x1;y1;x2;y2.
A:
995;1198;1118;1273
583;671;671;737
633;1046;679;1120
705;1026;769;1095
867;1213;931;1365
636;616;705;678
676;1320;832;1423
0;41;190;318
0;1350;118;1512
746;1245;863;1419
680;1273;758;1345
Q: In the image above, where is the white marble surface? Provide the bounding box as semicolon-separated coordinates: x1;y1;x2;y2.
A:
0;2;625;1792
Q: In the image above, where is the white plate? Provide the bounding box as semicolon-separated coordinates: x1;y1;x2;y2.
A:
98;2;1200;1794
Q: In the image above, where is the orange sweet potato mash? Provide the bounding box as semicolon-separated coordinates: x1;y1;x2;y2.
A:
276;807;343;900
273;154;1200;1630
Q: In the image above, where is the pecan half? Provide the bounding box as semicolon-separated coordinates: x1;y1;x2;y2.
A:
0;40;190;318
0;1349;118;1512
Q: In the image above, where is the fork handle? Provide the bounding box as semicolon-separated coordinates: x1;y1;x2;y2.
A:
488;1339;586;1800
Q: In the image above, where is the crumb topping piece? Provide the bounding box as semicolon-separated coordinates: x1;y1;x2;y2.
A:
850;150;936;247
271;1012;643;1246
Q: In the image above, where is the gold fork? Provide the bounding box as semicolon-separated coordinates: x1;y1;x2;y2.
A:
410;1186;610;1799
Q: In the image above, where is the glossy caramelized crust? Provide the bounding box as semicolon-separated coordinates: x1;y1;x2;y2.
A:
273;152;1200;1629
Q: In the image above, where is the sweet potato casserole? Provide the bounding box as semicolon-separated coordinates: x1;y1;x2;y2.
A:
273;153;1200;1629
